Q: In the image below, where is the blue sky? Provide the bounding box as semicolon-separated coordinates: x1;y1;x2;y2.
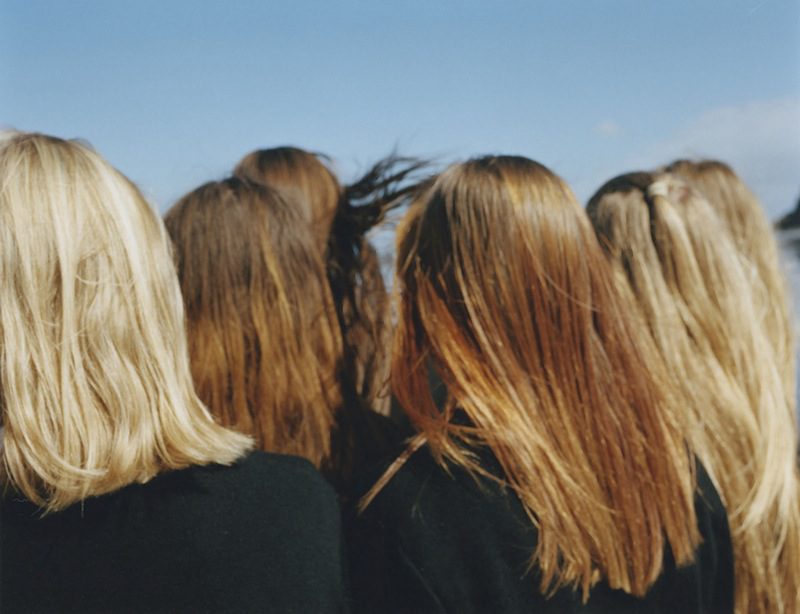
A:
1;0;799;216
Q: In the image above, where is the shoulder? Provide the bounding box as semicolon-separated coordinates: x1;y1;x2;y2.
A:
691;458;733;551
346;445;548;612
349;442;531;559
693;460;726;517
2;452;347;614
206;449;332;489
689;460;735;612
178;453;347;608
354;444;450;516
190;451;339;521
359;444;506;512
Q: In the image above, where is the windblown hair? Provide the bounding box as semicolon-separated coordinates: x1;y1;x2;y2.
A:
665;159;796;406
235;147;426;416
387;156;700;598
587;172;800;614
164;178;342;469
0;133;251;513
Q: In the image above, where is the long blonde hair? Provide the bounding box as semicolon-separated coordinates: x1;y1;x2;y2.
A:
0;133;251;513
588;172;800;614
387;156;699;599
164;178;343;470
665;159;796;408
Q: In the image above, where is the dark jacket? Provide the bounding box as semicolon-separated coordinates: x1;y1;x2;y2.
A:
2;452;347;614
345;445;734;614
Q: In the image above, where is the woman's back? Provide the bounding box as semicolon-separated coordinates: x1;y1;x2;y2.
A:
351;155;734;612
0;133;347;613
3;452;346;613
347;445;733;614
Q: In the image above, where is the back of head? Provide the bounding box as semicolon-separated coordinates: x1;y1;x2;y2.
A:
665;159;795;409
236;146;427;417
234;147;341;247
164;178;343;469
588;171;800;614
393;155;699;598
664;160;768;261
0;133;251;512
587;172;742;370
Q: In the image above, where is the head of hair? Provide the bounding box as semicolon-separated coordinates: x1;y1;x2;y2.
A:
235;146;428;415
587;171;800;613
164;177;343;469
235;147;341;246
664;159;773;263
0;132;251;512
391;155;699;598
664;159;795;404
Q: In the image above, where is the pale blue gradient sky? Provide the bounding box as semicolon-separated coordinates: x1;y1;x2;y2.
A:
1;0;799;215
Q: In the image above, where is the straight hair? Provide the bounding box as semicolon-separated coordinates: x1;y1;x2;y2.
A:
588;172;800;614
0;133;251;513
665;159;796;410
235;147;427;416
384;156;699;599
164;178;342;469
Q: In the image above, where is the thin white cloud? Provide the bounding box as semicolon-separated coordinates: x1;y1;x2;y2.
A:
595;119;622;138
572;98;800;218
633;97;800;218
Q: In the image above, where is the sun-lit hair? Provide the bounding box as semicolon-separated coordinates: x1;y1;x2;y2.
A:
234;147;389;416
665;159;796;408
587;172;800;614
385;155;699;599
0;133;252;513
235;146;341;244
164;178;343;469
235;147;425;417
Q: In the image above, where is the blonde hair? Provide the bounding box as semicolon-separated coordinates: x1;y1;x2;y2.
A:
588;172;800;614
0;133;252;513
164;178;343;469
665;159;797;411
383;156;699;599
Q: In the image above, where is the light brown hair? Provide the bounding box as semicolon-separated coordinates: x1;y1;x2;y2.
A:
235;146;340;245
235;147;425;416
588;172;800;614
385;156;699;599
164;178;342;469
0;133;251;512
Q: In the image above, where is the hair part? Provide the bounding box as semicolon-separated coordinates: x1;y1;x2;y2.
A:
588;171;800;614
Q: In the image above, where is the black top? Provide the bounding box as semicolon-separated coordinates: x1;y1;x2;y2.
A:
2;452;347;614
346;445;734;614
327;404;407;504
